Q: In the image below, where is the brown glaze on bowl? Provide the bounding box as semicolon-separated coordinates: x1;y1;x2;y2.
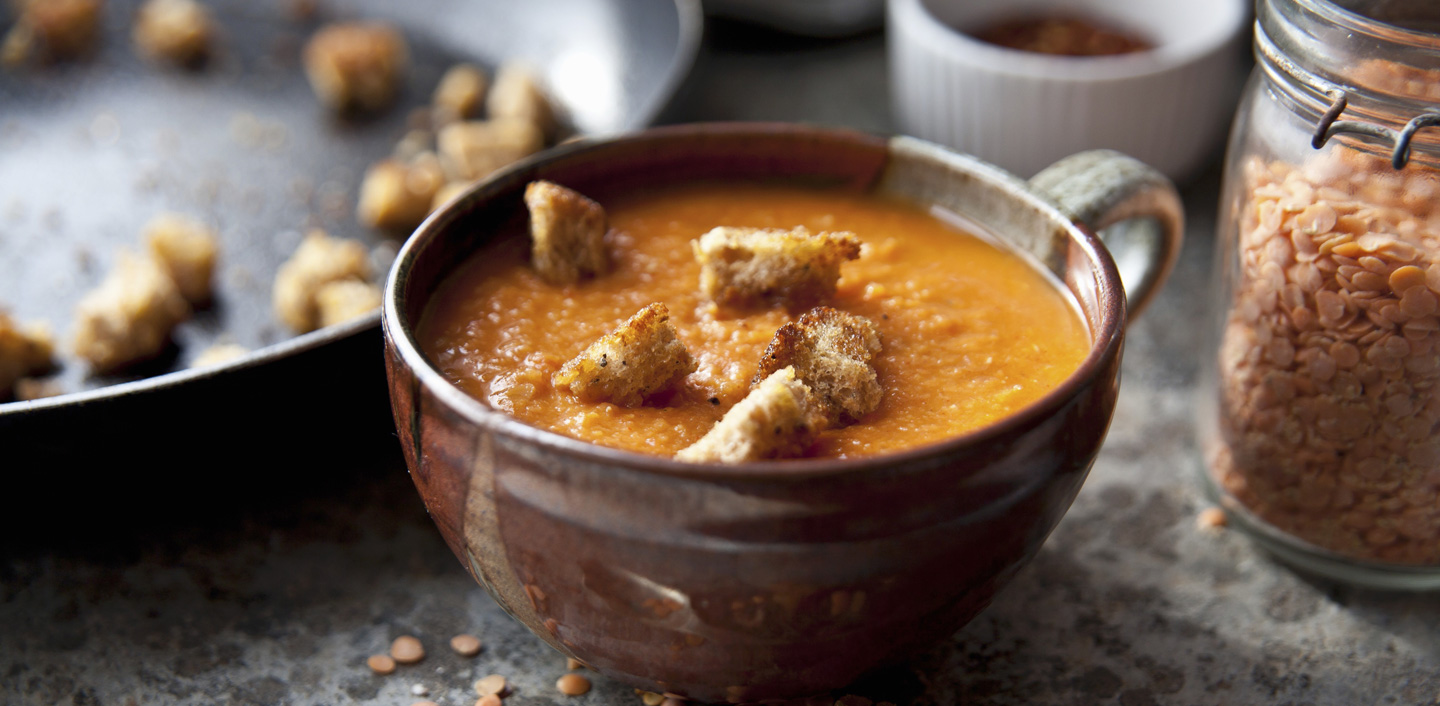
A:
382;123;1182;702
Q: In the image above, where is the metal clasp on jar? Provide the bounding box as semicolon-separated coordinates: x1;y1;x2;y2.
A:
1312;89;1440;169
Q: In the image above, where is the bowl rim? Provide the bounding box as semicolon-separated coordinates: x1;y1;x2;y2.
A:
891;0;1249;82
383;122;1126;482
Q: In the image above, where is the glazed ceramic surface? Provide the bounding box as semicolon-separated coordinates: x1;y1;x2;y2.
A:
383;124;1182;702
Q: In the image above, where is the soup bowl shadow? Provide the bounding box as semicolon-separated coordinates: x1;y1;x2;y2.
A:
382;123;1182;703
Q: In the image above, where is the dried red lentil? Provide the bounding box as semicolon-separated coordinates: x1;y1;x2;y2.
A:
390;635;426;664
366;654;396;675
450;633;482;657
475;674;507;697
475;695;502;706
1196;506;1229;531
1213;147;1440;564
557;673;591;696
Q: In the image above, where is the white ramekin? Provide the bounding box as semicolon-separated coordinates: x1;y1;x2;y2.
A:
889;0;1249;182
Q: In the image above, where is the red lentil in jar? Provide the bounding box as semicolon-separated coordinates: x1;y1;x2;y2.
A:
1202;0;1440;587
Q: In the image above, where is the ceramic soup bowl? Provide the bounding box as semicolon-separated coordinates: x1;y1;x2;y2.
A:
382;123;1181;702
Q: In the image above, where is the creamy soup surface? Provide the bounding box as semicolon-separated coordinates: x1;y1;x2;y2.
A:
419;183;1091;458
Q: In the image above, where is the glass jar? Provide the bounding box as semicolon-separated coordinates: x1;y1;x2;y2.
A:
1200;0;1440;588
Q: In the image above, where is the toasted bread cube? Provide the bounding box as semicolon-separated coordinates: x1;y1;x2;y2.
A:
754;307;882;425
2;0;101;65
315;279;382;327
144;212;218;304
133;0;212;66
436;119;543;182
431;180;472;212
694;226;861;307
432;63;487;124
272;230;371;333
486;62;556;138
0;311;55;395
552;303;695;406
72;251;191;372
525;180;608;285
190;342;248;368
676;366;818;463
302;22;407;112
357;153;446;231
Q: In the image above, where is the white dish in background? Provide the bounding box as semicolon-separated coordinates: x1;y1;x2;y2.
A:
889;0;1249;181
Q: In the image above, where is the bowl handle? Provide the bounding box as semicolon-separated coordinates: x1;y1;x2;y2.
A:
1029;149;1183;323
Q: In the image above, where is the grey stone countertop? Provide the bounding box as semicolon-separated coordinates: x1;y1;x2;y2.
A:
4;21;1438;706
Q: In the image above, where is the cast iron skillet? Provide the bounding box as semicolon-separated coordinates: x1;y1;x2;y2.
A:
0;0;701;465
0;0;700;517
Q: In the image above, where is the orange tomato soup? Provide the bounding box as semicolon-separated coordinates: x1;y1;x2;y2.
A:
419;184;1090;458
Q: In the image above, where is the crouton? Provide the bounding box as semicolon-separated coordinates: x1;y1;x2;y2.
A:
72;250;191;372
675;366;818;463
133;0;212;66
302;21;408;112
486;62;556;138
432;63;487;124
436;118;543;182
552;303;695;406
2;0;101;66
0;310;55;396
693;226;861;307
525;180;608;284
315;279;382;327
753;307;882;425
272;230;371;333
144;212;218;304
356;152;446;231
431;180;472;212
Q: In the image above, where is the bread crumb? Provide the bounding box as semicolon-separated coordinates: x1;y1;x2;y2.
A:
436;119;543;182
432;63;487;124
144;212;218;304
190;342;248;368
72;251;190;373
13;376;59;400
356;153;445;231
675;366;818;463
553;303;695;406
526;180;608;284
693;226;861;307
0;311;55;396
133;0;212;66
2;0;102;66
753;307;882;425
486;62;556;138
302;22;408;112
272;229;371;333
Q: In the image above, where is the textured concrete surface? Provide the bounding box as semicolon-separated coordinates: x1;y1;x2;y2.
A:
4;20;1439;706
